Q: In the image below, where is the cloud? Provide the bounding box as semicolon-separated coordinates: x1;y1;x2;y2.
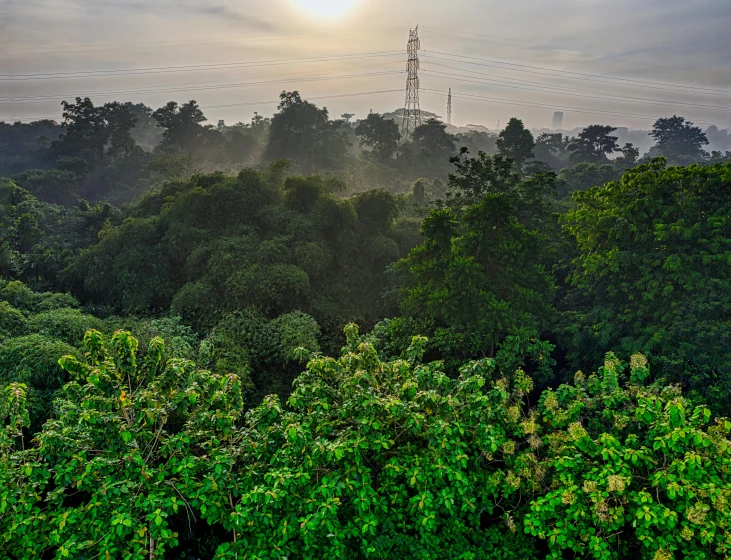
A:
194;4;279;30
4;0;728;128
11;0;281;32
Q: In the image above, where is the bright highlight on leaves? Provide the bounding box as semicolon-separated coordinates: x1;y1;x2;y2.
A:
2;329;730;559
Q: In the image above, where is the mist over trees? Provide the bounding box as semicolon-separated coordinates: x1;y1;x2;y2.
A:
1;89;730;558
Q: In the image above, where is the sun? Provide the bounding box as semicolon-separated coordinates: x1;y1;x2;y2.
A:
291;0;359;19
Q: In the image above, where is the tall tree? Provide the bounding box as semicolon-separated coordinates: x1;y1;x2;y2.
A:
554;162;620;198
393;150;556;366
354;113;401;162
265;91;349;170
568;124;619;163
233;112;271;143
152;100;208;153
650;115;709;163
53;97;138;165
412;118;456;161
496;117;535;167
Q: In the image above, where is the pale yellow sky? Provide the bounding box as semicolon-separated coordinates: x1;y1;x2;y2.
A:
2;0;729;130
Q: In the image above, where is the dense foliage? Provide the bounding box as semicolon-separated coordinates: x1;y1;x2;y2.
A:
2;328;731;559
391;151;557;373
64;164;417;328
1;91;730;557
560;160;731;409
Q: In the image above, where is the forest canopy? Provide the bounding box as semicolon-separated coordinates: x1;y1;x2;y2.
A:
1;90;730;559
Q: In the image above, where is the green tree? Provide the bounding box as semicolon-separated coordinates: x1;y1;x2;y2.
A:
53;97;138;165
231;111;271;143
0;330;244;558
497;117;535;167
0;302;27;339
144;152;202;181
265;91;349;170
412;117;456;161
395;118;457;180
126;102;163;151
0;278;79;314
525;353;731;559
66;166;408;332
48;98;151;203
568;124;620;163
0;119;63;175
2;330;731;558
351;188;400;236
561;159;731;412
26;307;106;347
355;112;401;162
202;308;320;404
0;334;79;431
11;168;85;206
393;150;557;367
650;115;709;164
455;130;498;157
614;142;640;168
152;100;208;153
535;132;571;170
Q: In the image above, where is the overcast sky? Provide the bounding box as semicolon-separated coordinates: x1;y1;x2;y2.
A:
2;0;729;130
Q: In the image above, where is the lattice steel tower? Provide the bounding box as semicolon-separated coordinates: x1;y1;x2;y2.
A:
447;88;452;125
402;26;422;137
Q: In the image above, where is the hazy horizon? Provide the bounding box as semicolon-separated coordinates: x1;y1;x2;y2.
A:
3;0;729;130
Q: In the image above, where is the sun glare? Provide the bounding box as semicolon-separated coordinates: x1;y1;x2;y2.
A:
291;0;358;19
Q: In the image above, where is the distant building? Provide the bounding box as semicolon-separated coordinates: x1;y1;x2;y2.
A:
552;111;564;130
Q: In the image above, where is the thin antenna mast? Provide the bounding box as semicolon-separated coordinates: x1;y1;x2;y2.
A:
447;88;452;125
402;26;422;137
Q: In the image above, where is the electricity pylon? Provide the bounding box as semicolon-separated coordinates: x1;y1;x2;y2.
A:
401;26;422;137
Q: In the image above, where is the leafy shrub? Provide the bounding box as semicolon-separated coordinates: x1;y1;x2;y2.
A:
109;314;199;360
170;280;220;331
26;307;106;346
0;334;79;430
0;301;27;338
0;279;79;314
203;309;321;402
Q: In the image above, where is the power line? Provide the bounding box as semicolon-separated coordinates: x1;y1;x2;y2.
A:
0;69;405;105
7;57;723;117
205;89;405;111
0;59;404;103
8;26;406;57
421;89;730;127
420;68;729;111
422;61;729;109
421;51;728;96
421;26;729;77
1;88;406;123
0;51;403;81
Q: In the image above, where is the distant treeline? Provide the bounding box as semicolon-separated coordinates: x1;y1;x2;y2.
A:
1;92;728;206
